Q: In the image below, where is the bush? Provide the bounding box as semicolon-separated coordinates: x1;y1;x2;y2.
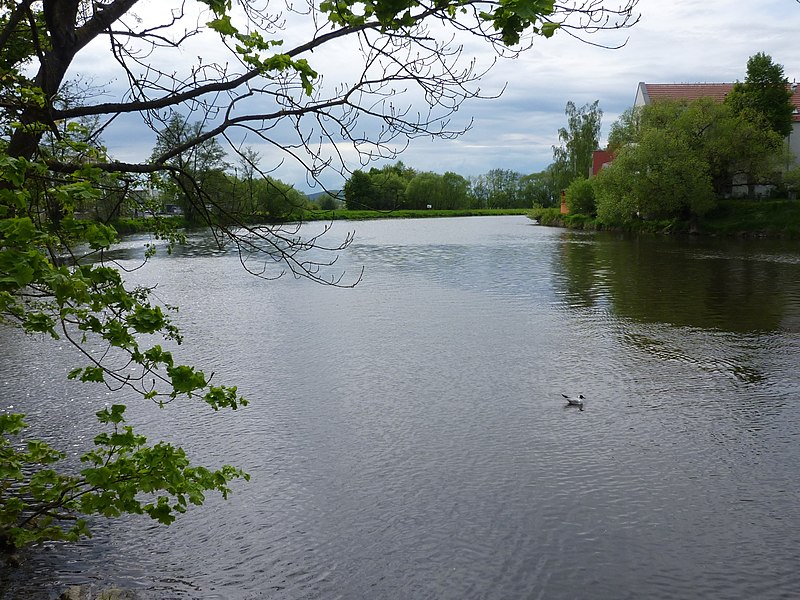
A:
529;207;564;226
785;166;800;198
565;177;596;215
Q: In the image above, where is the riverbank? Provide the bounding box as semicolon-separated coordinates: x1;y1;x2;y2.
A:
110;201;800;237
110;215;188;235
294;208;530;221
529;199;800;237
108;208;530;234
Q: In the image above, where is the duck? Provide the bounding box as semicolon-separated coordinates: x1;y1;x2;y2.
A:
562;394;585;410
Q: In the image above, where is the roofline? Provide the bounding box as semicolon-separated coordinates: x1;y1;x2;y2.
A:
637;81;650;105
637;81;800;122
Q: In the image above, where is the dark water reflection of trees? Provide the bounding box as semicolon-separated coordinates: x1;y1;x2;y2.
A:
554;231;800;334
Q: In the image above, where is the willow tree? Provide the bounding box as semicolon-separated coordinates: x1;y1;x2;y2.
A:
551;99;603;190
0;0;639;551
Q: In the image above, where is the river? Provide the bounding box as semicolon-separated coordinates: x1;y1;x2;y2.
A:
2;216;800;599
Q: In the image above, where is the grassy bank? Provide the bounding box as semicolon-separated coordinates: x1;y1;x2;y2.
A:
111;209;530;234
529;199;800;238
697;199;800;237
110;215;189;235
528;208;601;231
302;208;531;221
111;202;800;237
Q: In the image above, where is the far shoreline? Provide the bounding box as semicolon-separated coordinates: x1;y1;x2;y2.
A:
108;200;800;239
530;198;800;239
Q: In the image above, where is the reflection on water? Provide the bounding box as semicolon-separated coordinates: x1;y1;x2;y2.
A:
555;231;800;333
554;230;800;395
3;217;800;599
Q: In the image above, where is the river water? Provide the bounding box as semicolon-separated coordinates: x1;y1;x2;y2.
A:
2;216;800;599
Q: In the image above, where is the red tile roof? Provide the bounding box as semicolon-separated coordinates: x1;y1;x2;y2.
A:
643;83;734;103
641;82;800;121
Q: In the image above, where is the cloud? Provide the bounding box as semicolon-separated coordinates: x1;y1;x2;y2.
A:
68;0;800;191
380;0;800;185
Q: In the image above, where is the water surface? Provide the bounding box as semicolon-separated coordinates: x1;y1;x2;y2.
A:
2;216;800;599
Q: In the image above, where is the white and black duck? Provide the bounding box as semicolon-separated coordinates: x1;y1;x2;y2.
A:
562;393;585;410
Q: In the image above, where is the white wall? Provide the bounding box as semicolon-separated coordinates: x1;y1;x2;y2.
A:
788;122;800;167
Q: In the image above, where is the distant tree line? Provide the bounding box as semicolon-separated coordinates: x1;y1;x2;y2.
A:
78;52;800;229
340;98;606;213
342;162;562;210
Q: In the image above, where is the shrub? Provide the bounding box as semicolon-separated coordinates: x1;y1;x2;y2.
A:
565;177;596;215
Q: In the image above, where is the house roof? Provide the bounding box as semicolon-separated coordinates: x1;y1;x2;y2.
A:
636;81;800;122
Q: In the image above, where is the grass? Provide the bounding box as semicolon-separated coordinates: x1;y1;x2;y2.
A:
698;199;800;237
107;209;531;236
109;202;800;239
302;208;531;221
110;215;188;235
530;199;800;238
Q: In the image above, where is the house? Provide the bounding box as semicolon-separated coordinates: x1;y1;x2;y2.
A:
588;81;800;197
634;81;800;163
591;148;615;177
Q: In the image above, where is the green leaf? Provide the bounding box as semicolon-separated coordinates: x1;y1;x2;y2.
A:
128;305;166;334
541;21;560;38
83;222;118;250
207;15;238;36
96;404;127;425
0;216;37;244
0;413;27;436
3;259;35;287
22;312;57;337
167;365;207;396
80;366;106;383
198;0;232;15
143;345;174;367
204;385;247;410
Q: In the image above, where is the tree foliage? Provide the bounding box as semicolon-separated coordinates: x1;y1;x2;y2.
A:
519;168;561;207
345;164;542;210
565;177;595;215
343;163;415;210
607;106;641;152
469;169;533;208
150;114;229;223
343;170;377;210
726;52;795;138
551;100;603;191
594;126;716;225
0;0;639;551
367;165;413;210
785;165;800;197
0;150;249;551
406;171;470;209
598;96;786;224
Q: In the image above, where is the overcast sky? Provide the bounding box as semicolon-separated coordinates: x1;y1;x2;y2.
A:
392;0;800;186
80;0;800;191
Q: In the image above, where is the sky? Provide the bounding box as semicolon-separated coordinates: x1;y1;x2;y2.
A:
71;0;800;192
394;0;800;186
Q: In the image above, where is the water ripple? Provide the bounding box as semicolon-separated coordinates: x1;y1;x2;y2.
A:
4;218;800;599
